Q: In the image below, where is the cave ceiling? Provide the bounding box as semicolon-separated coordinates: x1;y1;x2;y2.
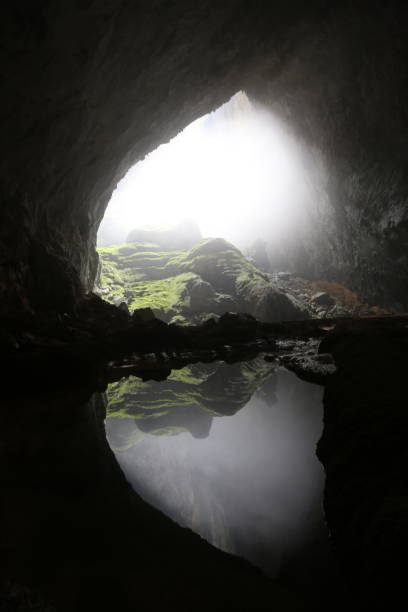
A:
1;1;407;314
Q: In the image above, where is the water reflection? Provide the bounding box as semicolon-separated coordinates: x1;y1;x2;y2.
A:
105;359;327;587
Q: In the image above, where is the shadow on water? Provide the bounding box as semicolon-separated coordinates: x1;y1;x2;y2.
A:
106;358;337;602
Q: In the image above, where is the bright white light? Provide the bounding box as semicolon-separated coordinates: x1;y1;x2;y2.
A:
98;92;313;248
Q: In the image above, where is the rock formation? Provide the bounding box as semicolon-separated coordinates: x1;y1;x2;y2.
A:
1;4;408;611
96;234;303;323
1;2;408;315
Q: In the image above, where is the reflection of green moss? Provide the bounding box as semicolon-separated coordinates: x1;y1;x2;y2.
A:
106;358;275;448
109;427;145;451
106;367;208;419
147;426;187;436
167;367;204;385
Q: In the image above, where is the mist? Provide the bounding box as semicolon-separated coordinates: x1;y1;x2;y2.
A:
106;367;327;585
98;92;320;249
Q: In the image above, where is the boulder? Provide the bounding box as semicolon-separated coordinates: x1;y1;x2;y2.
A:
218;312;258;329
131;307;156;324
311;291;335;306
97;236;306;324
184;277;216;312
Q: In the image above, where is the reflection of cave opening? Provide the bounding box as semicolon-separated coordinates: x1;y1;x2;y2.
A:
105;361;332;602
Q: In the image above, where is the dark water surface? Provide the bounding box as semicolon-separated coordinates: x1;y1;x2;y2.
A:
0;356;344;610
106;359;330;593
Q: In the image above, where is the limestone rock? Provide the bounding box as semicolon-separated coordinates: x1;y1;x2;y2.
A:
97;235;306;324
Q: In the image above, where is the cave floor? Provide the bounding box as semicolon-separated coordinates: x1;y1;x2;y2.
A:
0;312;407;611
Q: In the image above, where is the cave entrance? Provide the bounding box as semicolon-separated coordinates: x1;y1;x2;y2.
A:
98;91;313;251
96;92;321;323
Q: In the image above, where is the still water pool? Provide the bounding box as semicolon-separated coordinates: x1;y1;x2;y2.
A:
105;358;328;591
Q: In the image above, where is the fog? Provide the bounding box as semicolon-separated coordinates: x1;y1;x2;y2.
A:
98;92;318;249
106;367;328;587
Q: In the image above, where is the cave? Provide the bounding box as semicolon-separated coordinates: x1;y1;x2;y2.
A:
97;91;314;251
1;2;407;611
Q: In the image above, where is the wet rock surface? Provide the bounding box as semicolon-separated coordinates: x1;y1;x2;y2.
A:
275;339;336;385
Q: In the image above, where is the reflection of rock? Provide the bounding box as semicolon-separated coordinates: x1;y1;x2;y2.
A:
138;405;213;439
199;359;274;416
97;233;304;323
106;357;275;446
255;374;278;406
112;368;327;592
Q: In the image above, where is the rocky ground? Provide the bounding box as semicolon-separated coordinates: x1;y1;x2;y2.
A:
96;225;390;326
96;234;303;325
268;273;391;319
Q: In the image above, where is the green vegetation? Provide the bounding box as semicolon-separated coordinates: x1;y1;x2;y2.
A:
96;234;301;323
99;228;300;446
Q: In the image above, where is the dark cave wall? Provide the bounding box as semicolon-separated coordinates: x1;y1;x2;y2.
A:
1;1;407;314
248;3;408;310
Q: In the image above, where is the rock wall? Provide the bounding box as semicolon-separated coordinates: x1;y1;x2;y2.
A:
1;1;407;314
317;325;408;609
247;2;408;310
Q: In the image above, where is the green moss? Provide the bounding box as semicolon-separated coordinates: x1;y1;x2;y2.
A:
147;426;188;436
96;234;295;321
167;367;205;385
127;272;197;319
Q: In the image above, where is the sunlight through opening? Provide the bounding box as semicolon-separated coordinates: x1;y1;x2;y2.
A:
97;92;315;251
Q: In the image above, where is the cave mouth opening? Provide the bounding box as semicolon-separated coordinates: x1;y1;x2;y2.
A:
95;91;333;323
97;91;317;255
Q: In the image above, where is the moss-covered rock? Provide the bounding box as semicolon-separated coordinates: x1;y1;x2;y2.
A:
96;232;304;323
